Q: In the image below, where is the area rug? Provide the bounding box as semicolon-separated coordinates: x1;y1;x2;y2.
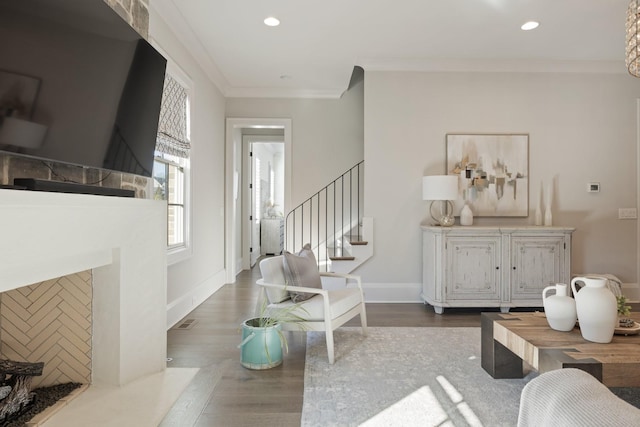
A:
302;327;536;427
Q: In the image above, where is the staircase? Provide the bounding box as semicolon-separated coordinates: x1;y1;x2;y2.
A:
285;161;372;273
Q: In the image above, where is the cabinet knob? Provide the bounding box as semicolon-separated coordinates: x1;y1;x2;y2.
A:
513;266;516;270
496;266;499;270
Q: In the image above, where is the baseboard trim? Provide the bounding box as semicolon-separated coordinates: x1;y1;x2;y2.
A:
166;269;227;329
362;282;422;303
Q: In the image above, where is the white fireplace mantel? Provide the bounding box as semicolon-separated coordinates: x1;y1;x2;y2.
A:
0;189;167;386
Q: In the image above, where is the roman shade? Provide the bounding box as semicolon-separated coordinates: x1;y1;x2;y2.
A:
156;74;190;159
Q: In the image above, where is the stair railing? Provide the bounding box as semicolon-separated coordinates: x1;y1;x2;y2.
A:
285;161;364;271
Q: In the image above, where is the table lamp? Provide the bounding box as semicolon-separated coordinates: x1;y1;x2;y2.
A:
422;175;458;226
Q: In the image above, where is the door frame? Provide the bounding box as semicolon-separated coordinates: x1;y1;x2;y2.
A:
225;118;292;283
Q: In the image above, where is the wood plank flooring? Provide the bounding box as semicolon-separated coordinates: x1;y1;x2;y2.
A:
160;262;483;427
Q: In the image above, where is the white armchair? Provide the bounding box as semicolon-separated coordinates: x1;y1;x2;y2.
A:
256;255;367;364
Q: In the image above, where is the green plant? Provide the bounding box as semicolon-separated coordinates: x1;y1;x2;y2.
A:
617;295;632;317
247;292;309;359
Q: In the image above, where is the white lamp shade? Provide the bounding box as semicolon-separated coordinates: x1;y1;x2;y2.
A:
422;175;458;201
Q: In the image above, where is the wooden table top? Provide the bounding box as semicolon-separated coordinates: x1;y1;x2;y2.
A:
490;311;640;387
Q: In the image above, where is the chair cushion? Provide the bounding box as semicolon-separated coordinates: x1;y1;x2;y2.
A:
283;244;322;303
259;256;289;303
270;288;362;321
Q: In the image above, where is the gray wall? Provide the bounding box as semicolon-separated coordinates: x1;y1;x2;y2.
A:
226;80;365;208
150;7;227;325
361;70;640;296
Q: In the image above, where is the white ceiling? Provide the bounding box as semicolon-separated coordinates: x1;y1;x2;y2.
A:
151;0;631;99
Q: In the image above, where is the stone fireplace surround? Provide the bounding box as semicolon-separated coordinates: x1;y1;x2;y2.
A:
0;189;167;389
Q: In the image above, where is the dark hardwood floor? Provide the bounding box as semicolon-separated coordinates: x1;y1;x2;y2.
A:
160;262;482;427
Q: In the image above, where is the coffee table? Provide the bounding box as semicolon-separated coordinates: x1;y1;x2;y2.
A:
481;311;640;387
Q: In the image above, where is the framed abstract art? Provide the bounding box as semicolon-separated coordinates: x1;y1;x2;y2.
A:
446;133;529;217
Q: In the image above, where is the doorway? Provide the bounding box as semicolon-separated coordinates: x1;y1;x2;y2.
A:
244;136;285;268
225;118;292;282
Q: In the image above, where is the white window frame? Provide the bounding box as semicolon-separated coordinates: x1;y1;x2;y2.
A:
154;153;190;258
151;43;193;265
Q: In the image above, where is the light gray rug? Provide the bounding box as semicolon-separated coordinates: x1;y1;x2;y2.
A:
302;327;537;427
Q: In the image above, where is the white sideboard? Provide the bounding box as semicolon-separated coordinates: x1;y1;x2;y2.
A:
422;226;575;314
261;218;284;255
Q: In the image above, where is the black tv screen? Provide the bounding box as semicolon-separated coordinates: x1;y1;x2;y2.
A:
0;0;167;177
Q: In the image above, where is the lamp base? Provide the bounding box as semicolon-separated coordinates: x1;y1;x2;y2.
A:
438;214;455;227
430;201;455;227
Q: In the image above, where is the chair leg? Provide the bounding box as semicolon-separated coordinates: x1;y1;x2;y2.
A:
325;329;335;364
360;302;368;335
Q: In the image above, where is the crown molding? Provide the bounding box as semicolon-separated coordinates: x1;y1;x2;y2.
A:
225;87;344;99
357;58;626;74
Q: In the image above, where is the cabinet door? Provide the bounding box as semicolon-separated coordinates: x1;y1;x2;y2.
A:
511;236;564;299
445;236;501;300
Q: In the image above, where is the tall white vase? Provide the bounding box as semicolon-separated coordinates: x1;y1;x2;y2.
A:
544;181;553;226
570;277;617;343
535;180;543;226
542;283;576;331
544;207;552;226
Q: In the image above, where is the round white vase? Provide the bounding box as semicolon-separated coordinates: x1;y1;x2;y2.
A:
542;283;577;332
460;204;473;226
570;277;617;343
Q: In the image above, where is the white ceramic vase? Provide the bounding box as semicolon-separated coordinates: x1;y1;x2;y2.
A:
542;283;577;332
570;277;617;343
460;204;473;226
535;180;543;226
544;181;553;226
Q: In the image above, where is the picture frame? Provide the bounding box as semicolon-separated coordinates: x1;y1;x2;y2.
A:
0;70;41;120
446;133;529;217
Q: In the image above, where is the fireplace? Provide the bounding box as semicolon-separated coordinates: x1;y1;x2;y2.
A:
0;189;167;390
0;270;92;389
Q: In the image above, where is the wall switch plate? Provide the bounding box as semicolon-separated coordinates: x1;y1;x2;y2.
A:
588;182;600;192
618;208;637;219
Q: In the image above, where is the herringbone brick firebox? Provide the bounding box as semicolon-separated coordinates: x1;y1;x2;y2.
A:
0;271;92;388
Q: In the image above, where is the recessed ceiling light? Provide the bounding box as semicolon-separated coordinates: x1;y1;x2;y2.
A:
264;17;280;27
521;21;539;31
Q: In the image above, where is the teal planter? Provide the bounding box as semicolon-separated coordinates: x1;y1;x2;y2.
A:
238;318;283;369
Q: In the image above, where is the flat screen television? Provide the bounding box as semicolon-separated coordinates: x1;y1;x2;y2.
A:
0;0;167;178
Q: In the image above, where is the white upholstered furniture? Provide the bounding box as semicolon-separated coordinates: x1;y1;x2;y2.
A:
257;255;367;364
518;368;640;427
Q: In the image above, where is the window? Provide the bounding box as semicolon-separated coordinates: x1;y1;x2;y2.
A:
153;154;186;247
153;72;191;261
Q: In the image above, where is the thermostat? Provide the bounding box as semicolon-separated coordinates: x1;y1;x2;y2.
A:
587;182;600;193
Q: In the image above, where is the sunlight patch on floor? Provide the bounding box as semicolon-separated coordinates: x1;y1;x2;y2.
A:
361;375;483;427
437;375;482;426
360;386;448;427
